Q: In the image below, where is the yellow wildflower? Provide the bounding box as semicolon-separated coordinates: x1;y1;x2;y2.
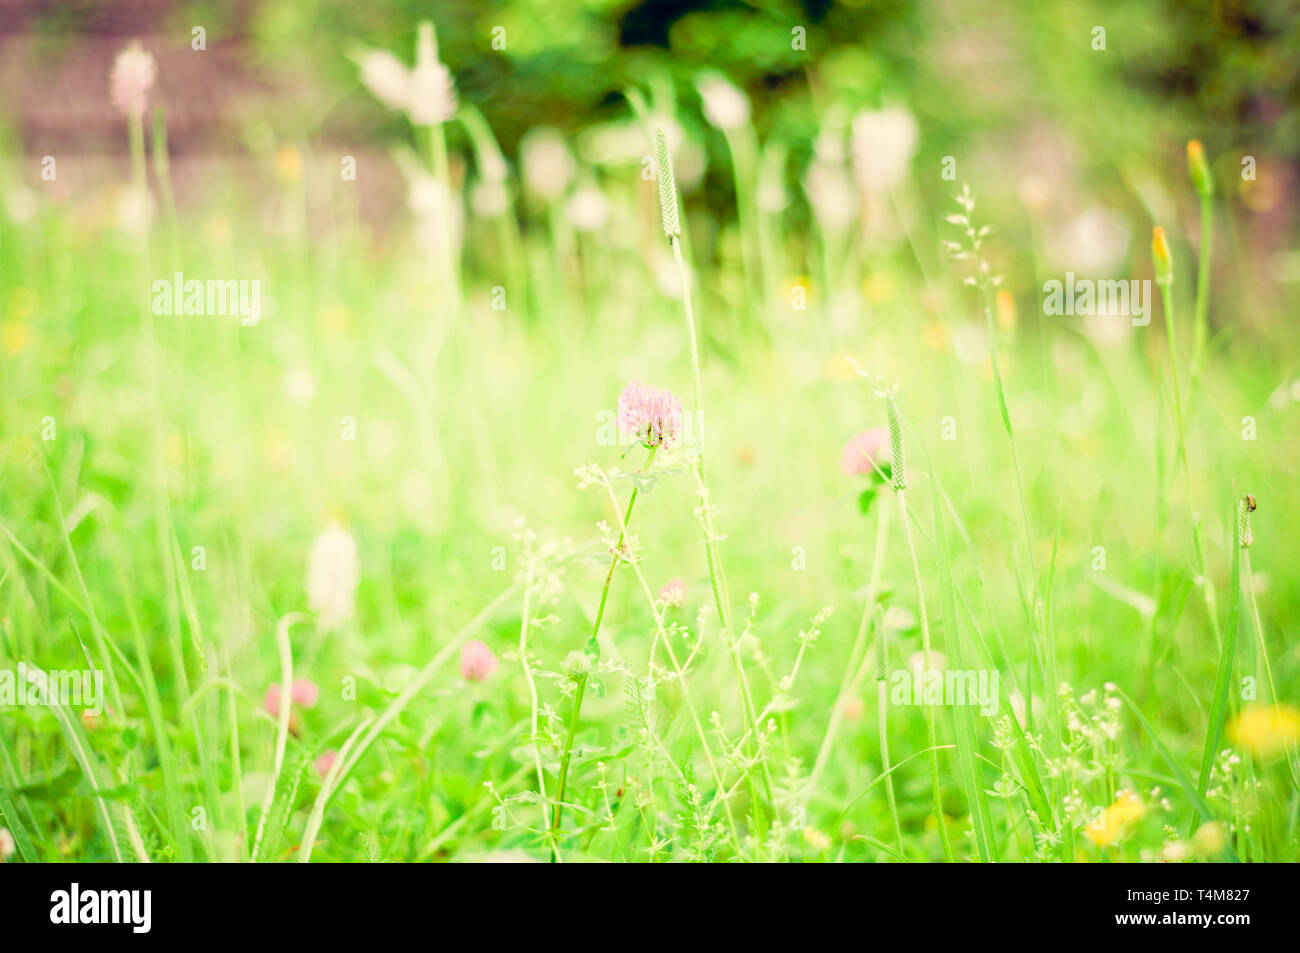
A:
1192;821;1226;859
803;827;830;851
1083;790;1145;847
1227;703;1300;758
276;144;303;185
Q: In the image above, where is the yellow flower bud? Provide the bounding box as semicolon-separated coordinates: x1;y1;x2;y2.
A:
1187;139;1213;198
996;288;1017;332
1151;227;1173;285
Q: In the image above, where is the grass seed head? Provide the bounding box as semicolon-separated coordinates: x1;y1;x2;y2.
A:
882;390;906;491
1237;493;1254;548
655;128;681;239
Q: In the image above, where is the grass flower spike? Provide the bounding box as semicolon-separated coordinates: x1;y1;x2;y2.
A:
1238;493;1254;548
655;129;681;239
882;390;906;491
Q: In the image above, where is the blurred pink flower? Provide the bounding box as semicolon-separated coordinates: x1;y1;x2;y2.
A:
110;41;156;118
841;428;890;477
460;640;498;682
659;578;687;608
263;679;319;716
617;381;683;449
314;750;338;778
291;679;319;708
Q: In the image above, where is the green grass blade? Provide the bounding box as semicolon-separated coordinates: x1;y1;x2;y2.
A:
1116;687;1239;862
1196;508;1240;798
0;785;38;862
928;450;996;861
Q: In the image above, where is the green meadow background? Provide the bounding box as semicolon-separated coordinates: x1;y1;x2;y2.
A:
1;0;1298;862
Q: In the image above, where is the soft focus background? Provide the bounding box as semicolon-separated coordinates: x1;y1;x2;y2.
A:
1;0;1298;863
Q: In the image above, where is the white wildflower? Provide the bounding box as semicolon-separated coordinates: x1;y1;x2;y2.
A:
307;525;360;629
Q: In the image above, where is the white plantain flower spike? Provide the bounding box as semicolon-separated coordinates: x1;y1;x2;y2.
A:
408;21;457;126
308;524;361;629
110;41;157;119
850;106;918;193
696;72;750;131
354;49;411;112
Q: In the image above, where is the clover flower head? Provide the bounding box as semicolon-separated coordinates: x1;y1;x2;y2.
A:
263;679;320;717
617;381;683;449
841;427;890;477
659;578;687;608
460;639;499;682
314;749;338;778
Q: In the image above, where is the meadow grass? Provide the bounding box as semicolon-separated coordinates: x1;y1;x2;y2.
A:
0;28;1298;864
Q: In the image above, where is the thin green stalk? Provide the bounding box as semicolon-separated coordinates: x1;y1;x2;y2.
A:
896;488;953;861
129;101;220;857
152;107;179;253
1236;500;1298;792
1158;276;1222;647
550;446;656;840
1195;498;1240;800
810;501;889;789
875;605;904;856
251;613;307;862
225;659;247;862
98;514;191;860
516;552;549;833
973;271;1065;851
929;448;995;861
551;673;589;833
1240;550;1278;707
884;390;953;861
723;126;762;317
1189;140;1214;382
600;477;743;854
658;129;774;821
